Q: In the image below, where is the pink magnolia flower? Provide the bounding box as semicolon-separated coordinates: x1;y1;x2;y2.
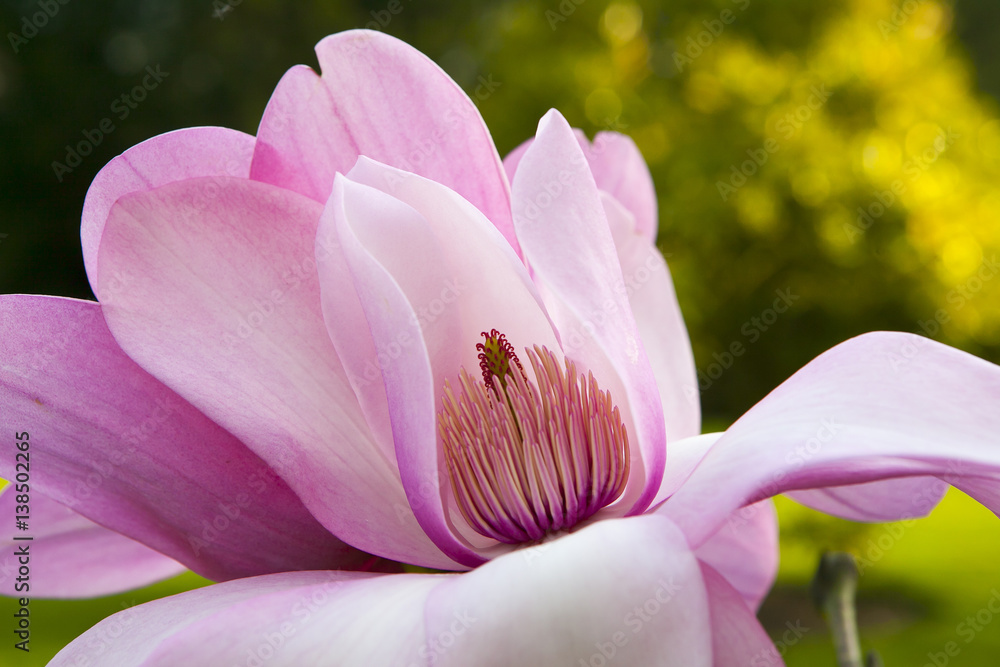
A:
3;29;1000;666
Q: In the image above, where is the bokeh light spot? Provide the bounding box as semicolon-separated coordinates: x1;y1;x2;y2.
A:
600;2;643;46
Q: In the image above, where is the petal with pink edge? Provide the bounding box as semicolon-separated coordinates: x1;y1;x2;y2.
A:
505;128;658;241
511;109;666;516
652;433;722;507
0;485;185;598
93;177;433;569
250;30;517;255
654;436;780;612
700;562;785;667
695;500;779;612
313;199;397;467
786;476;948;522
47;571;383;667
51;515;714;667
425;514;711;666
0;295;368;581
603;192;700;441
81;126;255;294
331;164;560;567
659;332;1000;548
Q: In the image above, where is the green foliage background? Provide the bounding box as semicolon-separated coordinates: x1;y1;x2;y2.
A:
1;0;999;664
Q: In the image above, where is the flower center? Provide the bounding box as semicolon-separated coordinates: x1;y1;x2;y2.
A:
437;330;631;544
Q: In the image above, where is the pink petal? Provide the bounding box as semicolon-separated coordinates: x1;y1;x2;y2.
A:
603;192;700;441
146;575;437;666
51;515;714;666
425;514;712;666
655;436;780;612
511;109;666;516
0;485;185;598
0;295;368;581
93;177;419;568
81;127;255;295
700;562;786;667
330;162;561;567
786;476;948;522
313;195;397;469
653;433;722;506
504;150;701;442
47;570;385;667
659;332;1000;548
505;128;658;241
501;128;557;182
695;500;779;612
250;30;518;255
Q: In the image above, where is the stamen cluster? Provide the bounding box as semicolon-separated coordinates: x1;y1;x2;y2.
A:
438;332;630;544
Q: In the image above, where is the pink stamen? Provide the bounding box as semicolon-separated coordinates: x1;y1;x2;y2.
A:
438;339;630;544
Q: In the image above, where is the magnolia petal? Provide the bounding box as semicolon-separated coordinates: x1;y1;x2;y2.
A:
583;131;659;241
659;442;778;612
786;476;948;522
700;562;785;667
511;145;697;441
0;486;185;598
313;204;397;468
511;109;666;516
0;295;367;581
94;177;421;568
652;433;722;507
47;571;385;667
134;574;434;667
425;514;711;666
251;30;517;254
504;128;658;241
501;127;578;183
695;500;779;612
331;165;561;567
602;192;700;442
660;332;1000;548
52;515;713;667
81;126;255;294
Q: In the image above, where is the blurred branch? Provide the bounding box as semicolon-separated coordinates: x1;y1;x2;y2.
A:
811;551;883;667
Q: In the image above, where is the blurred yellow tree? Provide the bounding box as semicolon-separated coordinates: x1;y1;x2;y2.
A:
472;0;1000;420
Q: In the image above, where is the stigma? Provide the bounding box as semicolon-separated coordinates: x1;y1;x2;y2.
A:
437;330;630;544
